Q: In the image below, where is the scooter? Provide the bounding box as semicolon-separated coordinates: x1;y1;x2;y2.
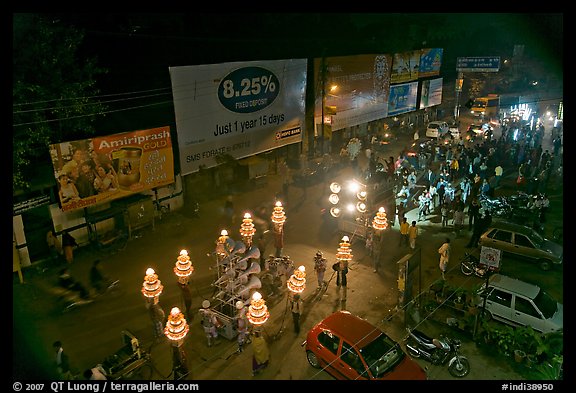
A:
460;252;488;278
404;328;470;378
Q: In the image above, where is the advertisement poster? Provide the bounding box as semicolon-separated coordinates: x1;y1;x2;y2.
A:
387;82;418;116
49;126;175;212
314;54;391;132
170;59;307;176
480;246;502;271
418;48;443;78
390;50;421;84
419;77;443;109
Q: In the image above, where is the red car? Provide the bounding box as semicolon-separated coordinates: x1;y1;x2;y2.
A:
303;311;427;380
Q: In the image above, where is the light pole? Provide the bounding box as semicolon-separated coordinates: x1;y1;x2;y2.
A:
141;267;164;303
174;249;194;321
271;201;286;257
164;307;190;380
141;267;165;341
239;213;256;248
335;236;353;301
246;291;270;332
371;207;389;273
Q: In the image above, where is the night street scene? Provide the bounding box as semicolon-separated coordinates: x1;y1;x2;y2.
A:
13;13;564;386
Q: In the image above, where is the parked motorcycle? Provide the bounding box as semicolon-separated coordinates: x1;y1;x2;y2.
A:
478;194;512;218
404;328;470;377
460;252;488;278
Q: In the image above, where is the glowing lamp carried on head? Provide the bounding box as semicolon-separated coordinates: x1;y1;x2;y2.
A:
246;291;269;326
271;201;287;226
287;265;306;294
174;249;194;280
239;213;256;241
372;207;389;231
164;307;189;342
141;268;163;299
336;236;353;263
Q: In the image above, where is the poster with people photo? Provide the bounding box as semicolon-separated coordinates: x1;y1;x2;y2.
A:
49;126;175;212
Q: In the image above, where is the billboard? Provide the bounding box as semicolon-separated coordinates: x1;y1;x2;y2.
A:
387;82;418;116
49;126;175;212
419;78;443;109
170;59;307;175
314;54;392;131
390;50;421;84
418;48;443;78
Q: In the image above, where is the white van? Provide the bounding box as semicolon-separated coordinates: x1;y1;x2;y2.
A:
425;121;449;138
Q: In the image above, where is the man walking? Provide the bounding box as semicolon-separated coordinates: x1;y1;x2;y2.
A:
399;217;409;247
290;293;303;335
438;238;451;280
408;220;418;250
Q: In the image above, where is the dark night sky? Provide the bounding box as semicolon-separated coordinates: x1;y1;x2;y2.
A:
40;13;562;91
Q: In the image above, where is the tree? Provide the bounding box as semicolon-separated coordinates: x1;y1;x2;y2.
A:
12;14;108;194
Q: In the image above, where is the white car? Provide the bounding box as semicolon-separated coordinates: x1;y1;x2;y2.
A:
425;121;449;138
474;274;563;334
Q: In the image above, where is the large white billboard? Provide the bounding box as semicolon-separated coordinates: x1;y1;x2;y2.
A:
170;59;307;175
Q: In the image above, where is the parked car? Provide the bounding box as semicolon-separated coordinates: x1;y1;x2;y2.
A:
303;311;427;380
478;220;563;271
473;274;563;334
466;123;493;142
425;121;449;138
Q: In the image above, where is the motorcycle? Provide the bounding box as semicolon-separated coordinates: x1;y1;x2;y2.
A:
404;328;470;378
478;194;512;218
460;252;488;278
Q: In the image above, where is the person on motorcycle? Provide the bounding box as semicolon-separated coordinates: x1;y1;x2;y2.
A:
58;268;90;300
89;259;110;294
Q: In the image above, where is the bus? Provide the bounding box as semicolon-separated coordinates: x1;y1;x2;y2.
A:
470;94;500;120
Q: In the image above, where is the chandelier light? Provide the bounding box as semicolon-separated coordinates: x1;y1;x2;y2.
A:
372;207;389;231
336;236;353;263
271;201;286;226
287;265;306;294
174;249;194;280
239;213;256;242
246;291;270;326
164;307;189;342
141;268;164;299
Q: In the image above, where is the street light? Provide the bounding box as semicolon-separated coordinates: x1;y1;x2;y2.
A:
164;307;190;380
